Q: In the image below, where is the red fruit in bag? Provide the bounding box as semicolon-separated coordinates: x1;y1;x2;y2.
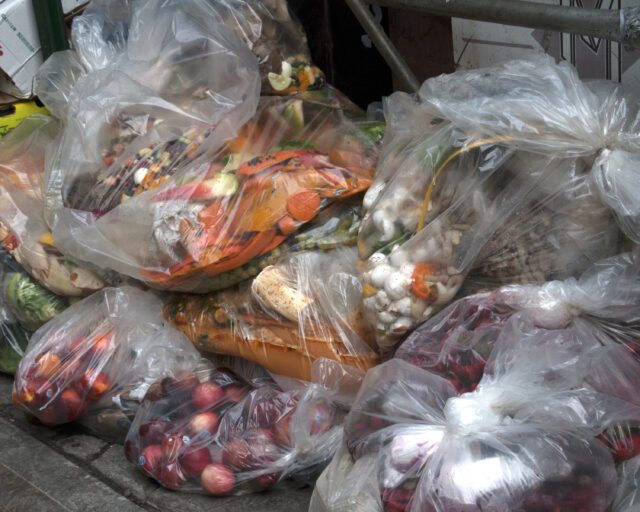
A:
60;388;87;421
222;438;254;470
254;472;279;491
201;463;235;495
35;353;61;379
39;402;67;426
19;377;56;407
157;460;186;490
308;402;333;435
139;419;172;446
188;411;219;438
192;382;224;410
79;370;110;401
87;334;113;359
124;439;139;463
273;412;294;447
139;444;163;476
162;434;186;459
224;386;247;404
180;446;212;478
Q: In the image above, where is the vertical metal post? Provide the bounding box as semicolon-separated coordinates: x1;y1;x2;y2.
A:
344;0;420;92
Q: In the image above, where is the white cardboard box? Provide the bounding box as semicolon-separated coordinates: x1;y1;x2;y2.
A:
452;0;640;87
0;0;87;98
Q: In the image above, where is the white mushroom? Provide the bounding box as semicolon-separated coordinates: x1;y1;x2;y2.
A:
389;297;412;316
410;298;428;319
434;282;458;305
384;271;411;300
390;249;409;267
379;311;397;324
375;290;391;309
369;264;394;289
390;317;413;335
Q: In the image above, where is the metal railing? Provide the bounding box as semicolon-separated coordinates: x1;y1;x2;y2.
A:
345;0;640;92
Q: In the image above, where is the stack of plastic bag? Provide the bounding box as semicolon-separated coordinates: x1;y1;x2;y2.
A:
310;314;640;512
393;251;640;462
358;56;640;352
13;287;202;441
126;356;358;495
0;115;104;296
166;245;379;381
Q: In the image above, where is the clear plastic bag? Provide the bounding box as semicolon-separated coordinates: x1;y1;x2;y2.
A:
612;456;640;511
12;287;202;440
359;56;639;351
312;316;640;512
165;246;379;381
0;250;30;374
0;115;104;296
125;357;355;495
44;86;376;291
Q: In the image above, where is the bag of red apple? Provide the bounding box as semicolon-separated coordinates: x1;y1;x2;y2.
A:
359;56;640;354
12;286;202;441
124;357;361;495
0;115;104;296
310;316;640;512
611;455;640;511
395;251;640;391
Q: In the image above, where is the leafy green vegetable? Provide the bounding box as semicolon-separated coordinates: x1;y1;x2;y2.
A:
4;272;71;330
0;321;29;374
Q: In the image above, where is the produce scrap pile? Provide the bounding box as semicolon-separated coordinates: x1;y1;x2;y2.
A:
2;0;640;509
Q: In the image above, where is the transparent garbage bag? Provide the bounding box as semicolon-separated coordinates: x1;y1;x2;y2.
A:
43;87;376;291
612;455;640;511
311;316;640;511
359;56;638;352
0;250;30;374
0;115;104;296
125;357;359;495
165;246;379;381
12;286;202;441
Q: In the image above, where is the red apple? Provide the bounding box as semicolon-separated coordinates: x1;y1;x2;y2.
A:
39;401;66;426
124;439;139;463
254;472;279;491
58;359;85;383
180;446;212;478
19;377;57;407
162;434;186;460
80;370;111;401
192;382;224;410
60;388;87;421
138;419;171;446
273;412;294;447
308;402;333;435
139;444;163;476
87;334;114;359
224;386;248;404
222;438;254;470
157;460;186;490
188;412;219;438
201;463;235;495
247;429;280;462
35;353;61;379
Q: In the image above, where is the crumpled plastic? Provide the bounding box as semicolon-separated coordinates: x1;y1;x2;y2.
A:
125;357;360;495
358;56;639;352
311;313;640;512
0;115;104;296
165;245;379;381
13;286;202;441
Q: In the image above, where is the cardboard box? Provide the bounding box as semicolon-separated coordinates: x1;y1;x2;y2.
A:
452;0;640;87
0;0;88;99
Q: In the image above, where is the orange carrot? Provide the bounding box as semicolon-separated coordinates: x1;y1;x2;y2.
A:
277;215;298;236
287;189;321;222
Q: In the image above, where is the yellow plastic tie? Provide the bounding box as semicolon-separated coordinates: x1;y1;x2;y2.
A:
417;136;516;232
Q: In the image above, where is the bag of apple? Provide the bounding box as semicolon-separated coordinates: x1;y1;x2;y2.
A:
310;317;640;512
124;357;360;495
12;287;202;440
359;56;640;354
393;251;640;463
0;115;104;296
165;244;379;382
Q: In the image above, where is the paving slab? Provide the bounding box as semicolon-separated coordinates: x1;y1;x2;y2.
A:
0;415;143;511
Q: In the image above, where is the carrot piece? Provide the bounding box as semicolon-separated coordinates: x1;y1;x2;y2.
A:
411;263;438;300
277;215;298;236
203;229;277;276
287;189;321;222
235;150;304;177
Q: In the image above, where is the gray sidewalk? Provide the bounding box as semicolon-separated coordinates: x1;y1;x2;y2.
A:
0;374;312;511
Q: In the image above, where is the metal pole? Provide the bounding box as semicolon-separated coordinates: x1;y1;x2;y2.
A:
345;0;421;92
366;0;640;49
